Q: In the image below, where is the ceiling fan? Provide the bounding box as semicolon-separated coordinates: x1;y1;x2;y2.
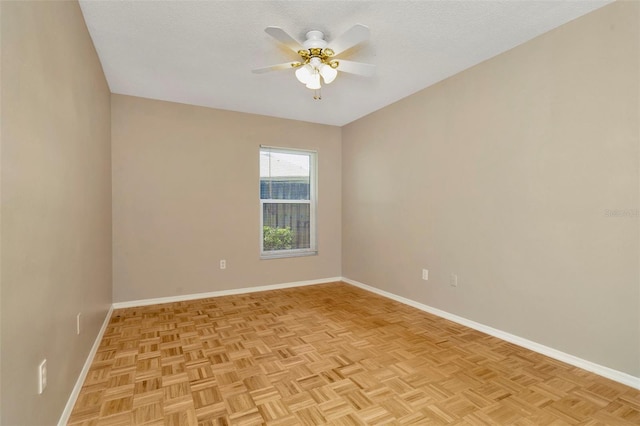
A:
252;24;375;100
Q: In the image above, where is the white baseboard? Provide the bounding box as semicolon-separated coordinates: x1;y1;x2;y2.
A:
58;305;114;426
112;277;343;309
342;277;640;390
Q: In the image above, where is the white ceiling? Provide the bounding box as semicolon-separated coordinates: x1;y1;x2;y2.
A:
79;0;612;126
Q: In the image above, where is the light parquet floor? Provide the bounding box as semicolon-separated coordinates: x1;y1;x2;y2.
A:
68;282;640;425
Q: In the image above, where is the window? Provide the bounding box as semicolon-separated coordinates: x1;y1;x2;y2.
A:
260;146;317;258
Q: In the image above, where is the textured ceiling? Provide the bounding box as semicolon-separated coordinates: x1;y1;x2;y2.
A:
79;0;612;126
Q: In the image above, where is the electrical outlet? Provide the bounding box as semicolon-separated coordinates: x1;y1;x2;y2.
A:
220;259;226;270
38;359;47;394
76;313;81;335
450;273;458;287
422;269;428;280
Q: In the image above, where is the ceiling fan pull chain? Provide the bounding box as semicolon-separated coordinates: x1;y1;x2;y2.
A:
313;88;322;101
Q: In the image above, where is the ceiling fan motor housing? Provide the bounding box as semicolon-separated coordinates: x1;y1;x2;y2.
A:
298;31;335;65
303;31;328;49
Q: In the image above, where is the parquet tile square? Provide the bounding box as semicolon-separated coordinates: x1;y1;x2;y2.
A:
68;282;640;425
256;399;291;422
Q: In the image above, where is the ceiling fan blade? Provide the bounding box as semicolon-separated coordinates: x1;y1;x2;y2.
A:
252;61;301;74
264;27;304;53
336;60;376;77
329;24;370;56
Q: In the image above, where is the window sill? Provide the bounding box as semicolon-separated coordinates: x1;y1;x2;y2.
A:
260;250;318;260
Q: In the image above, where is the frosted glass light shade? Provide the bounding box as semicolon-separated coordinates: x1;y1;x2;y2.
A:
295;65;313;84
305;72;321;90
319;64;337;84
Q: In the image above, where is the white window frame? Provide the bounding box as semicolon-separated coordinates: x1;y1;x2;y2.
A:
260;146;317;259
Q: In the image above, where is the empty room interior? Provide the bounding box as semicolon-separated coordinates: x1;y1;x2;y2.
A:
1;0;639;425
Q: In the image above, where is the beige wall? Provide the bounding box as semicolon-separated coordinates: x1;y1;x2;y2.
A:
0;1;112;425
112;95;341;302
342;1;639;377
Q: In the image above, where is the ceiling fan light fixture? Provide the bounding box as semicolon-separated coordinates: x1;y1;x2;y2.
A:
319;63;337;84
